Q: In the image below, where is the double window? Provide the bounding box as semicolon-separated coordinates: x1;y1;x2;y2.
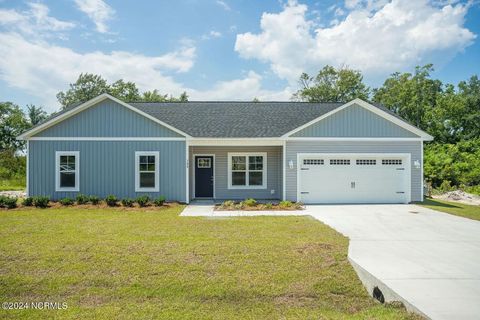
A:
135;152;159;192
228;153;266;189
56;151;79;192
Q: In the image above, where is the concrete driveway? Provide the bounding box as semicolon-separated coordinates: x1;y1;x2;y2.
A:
306;204;480;320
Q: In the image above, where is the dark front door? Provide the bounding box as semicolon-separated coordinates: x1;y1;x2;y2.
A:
195;156;214;198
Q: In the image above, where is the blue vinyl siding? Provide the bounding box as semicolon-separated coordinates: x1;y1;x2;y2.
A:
28;141;186;201
189;146;282;200
36;100;182;137
292;104;419;138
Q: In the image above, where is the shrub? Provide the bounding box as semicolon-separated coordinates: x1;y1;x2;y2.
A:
0;195;7;207
279;200;293;208
265;202;273;209
153;196;166;206
234;202;244;210
105;195;118;207
121;198;134;207
89;195;100;205
243;198;257;207
136;195;150;207
22;197;34;206
2;197;17;209
60;198;74;206
33;196;49;208
76;194;89;205
438;180;455;193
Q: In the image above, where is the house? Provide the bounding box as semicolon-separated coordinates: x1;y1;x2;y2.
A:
17;93;433;204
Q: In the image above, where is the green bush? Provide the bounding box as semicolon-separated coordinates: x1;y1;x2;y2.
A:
89;195;100;205
243;198;257;207
153;196;166;206
22;197;34;206
0;196;17;209
279;200;293;208
33;196;49;208
59;198;74;206
136;195;150;207
121;198;134;207
105;195;118;207
265;202;273;209
76;194;89;205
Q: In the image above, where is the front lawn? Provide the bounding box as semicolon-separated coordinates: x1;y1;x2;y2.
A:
419;198;480;221
0;206;419;319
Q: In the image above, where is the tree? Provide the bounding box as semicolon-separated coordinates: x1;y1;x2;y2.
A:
57;73;109;108
109;79;141;102
293;65;370;102
373;64;443;130
57;74;189;107
27;104;48;125
0;102;28;151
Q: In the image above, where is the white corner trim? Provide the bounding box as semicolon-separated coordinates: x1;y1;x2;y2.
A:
282;140;286;201
55;151;80;192
135;151;160;193
185;141;190;203
282;98;434;140
18;93;191;140
421;140;424;201
28;137;185;141
26;140;29;197
227;152;267;190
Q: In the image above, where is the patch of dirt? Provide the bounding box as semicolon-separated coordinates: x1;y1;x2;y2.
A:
296;243;333;254
433;190;480;206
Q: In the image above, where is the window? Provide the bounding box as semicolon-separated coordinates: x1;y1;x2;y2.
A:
356;159;376;165
135;152;159;192
197;158;211;168
228;153;267;189
330;159;350;165
382;159;402;165
55;151;79;192
303;159;324;165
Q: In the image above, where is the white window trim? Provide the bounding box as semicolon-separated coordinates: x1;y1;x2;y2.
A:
55;151;80;192
135;151;160;192
227;152;267;190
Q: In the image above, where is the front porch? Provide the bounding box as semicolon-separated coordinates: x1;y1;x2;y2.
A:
188;144;284;202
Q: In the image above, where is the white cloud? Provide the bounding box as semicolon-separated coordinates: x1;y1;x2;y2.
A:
216;0;231;11
74;0;114;33
0;32;195;110
202;30;222;40
0;2;74;37
235;0;476;83
190;71;293;101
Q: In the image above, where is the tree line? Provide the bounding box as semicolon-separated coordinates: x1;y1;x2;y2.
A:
1;65;479;192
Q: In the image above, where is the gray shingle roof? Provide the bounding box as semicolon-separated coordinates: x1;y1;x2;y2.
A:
129;101;345;137
23;98;417;138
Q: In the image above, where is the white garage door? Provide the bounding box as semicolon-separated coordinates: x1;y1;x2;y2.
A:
298;154;410;204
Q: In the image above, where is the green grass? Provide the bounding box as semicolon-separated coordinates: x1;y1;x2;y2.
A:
419;198;480;221
0;178;25;191
0;206;419;319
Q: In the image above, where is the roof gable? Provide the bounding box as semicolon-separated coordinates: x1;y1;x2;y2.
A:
34;99;183;138
18;94;190;139
291;103;419;138
284;99;433;140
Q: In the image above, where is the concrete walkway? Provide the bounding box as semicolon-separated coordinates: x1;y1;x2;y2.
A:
180;203;480;319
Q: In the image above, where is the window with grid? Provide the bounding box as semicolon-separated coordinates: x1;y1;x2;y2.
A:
382;159;402;165
356;159;376;165
135;152;159;192
330;159;350;165
197;158;211;168
303;159;324;165
56;151;79;191
229;153;266;188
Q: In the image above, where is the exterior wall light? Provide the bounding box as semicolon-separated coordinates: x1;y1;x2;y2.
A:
413;160;421;169
288;160;294;169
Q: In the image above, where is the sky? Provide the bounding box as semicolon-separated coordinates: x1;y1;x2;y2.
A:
0;0;478;112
